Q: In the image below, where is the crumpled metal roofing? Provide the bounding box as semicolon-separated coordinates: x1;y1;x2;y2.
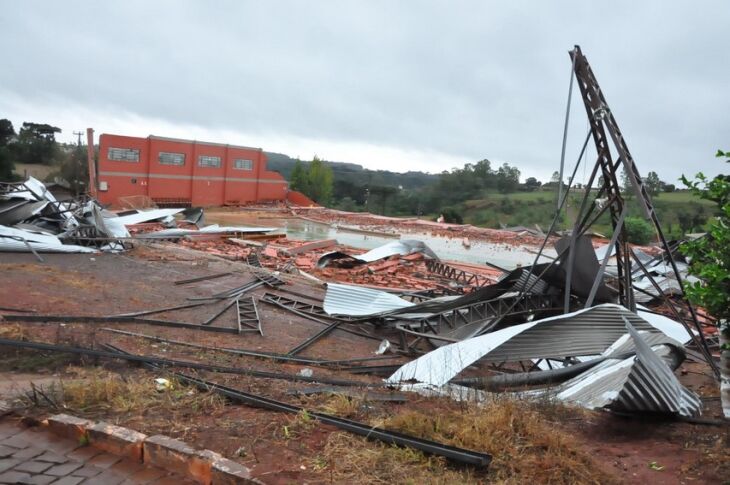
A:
0;224;97;253
317;239;438;268
554;320;701;417
109;208;185;226
386;304;690;387
323;283;414;316
0;200;48;226
2;177;78;230
633;275;684;303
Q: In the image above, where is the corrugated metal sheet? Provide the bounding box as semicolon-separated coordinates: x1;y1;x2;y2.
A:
513;270;548;294
318;239;438;268
555;321;701;417
386;304;687;387
0;200;47;226
0;224;97;253
110;208;184;226
615;320;700;416
323;283;414;316
634;275;683;303
355;239;438;262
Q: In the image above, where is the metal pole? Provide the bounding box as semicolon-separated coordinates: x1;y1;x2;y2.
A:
585;206;627;308
557;48;577;215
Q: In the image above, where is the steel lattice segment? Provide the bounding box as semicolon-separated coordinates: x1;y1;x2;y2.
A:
260;292;355;322
395;294;556;353
425;260;495;288
236;296;263;335
569;45;717;377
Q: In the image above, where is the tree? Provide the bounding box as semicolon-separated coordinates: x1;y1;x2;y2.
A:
620;167;632;194
0;119;15;146
680;149;730;418
290;160;308;194
472;159;495;189
623;216;654;245
0;119;16;181
677;210;694;235
369;185;398;214
14;122;62;165
336;196;358;212
55;144;88;196
644;171;662;197
441;207;463;224
524;177;541;191
304;156;333;205
496;163;520;194
0;147;14;181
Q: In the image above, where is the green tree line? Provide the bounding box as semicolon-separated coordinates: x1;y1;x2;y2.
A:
0;118;89;195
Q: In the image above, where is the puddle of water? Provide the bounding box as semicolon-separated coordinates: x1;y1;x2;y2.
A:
207;213;555;269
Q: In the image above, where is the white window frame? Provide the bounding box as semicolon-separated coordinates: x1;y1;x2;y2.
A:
234;159;253;171
198;155;222;168
158;152;185;166
108;147;139;162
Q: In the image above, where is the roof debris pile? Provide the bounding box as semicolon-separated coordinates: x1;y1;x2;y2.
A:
1;178;717;424
293;207;553;246
178;235;502;293
0;46;725;481
0;177;277;258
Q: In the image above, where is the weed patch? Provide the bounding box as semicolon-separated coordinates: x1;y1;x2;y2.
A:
321;396;616;484
20;367;225;418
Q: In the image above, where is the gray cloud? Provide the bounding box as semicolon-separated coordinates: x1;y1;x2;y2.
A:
1;0;728;182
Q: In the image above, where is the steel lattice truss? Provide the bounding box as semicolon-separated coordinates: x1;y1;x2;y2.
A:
395;294;556;353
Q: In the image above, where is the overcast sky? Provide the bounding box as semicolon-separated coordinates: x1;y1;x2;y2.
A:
1;1;728;183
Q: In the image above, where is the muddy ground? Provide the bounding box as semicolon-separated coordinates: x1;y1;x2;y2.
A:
0;247;728;484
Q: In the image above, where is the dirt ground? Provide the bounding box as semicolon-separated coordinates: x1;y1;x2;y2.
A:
0;247;728;484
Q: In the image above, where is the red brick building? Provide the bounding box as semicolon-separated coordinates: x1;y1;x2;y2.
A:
96;134;292;207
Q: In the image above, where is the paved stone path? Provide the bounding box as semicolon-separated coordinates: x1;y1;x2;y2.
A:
0;418;195;484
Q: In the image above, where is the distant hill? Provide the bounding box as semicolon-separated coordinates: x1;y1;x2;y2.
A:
264;151;438;189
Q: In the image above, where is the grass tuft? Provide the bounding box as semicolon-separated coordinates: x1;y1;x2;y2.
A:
21;368;225;417
317;393;361;418
322;395;616;484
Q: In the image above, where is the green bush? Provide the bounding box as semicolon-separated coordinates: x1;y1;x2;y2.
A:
623;217;654;245
442;207;463;224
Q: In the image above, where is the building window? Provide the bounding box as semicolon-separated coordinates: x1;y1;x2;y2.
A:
108;147;139;162
234;159;253;170
158;152;185;166
198;155;221;168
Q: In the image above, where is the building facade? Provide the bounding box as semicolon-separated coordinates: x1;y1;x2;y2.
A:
97;134;290;207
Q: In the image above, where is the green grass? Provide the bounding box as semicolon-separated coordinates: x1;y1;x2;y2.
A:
460;189;715;239
651;191;714;204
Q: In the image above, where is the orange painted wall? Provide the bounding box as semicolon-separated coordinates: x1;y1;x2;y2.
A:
97;134;288;207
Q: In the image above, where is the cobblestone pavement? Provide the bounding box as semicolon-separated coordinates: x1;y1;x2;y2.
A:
0;418;196;485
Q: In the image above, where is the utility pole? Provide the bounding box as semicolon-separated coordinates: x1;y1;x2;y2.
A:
86;128;98;198
73;131;84;146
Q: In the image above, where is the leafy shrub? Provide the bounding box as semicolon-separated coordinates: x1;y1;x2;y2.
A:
624;216;654;245
441;207;463;224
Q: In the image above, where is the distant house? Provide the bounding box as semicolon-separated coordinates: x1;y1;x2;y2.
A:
44;181;74;201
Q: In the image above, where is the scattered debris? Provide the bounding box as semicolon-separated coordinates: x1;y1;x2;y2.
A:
316;239;438;268
0;177;276;255
0;45;725;484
